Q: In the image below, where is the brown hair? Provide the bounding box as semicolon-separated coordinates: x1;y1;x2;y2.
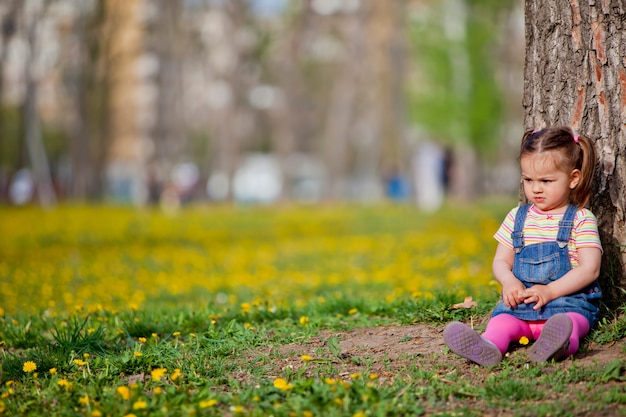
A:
520;126;596;208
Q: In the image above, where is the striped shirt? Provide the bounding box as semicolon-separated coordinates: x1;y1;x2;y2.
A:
494;204;602;267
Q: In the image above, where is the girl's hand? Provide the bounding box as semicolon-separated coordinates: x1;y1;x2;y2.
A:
521;285;555;310
501;281;526;309
492;243;524;308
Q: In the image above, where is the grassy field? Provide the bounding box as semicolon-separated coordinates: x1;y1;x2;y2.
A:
0;200;625;416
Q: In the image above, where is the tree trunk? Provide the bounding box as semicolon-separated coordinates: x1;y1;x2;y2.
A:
524;0;626;306
23;0;56;208
320;12;360;201
153;0;185;166
103;0;150;205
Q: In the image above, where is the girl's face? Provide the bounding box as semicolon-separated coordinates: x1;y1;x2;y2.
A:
520;152;580;213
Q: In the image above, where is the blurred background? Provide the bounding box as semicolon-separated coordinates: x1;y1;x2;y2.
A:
0;0;523;210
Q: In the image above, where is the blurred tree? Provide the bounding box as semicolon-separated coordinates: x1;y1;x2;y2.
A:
64;0;110;200
280;1;408;201
319;7;360;200
151;0;185;190
524;0;626;304
102;0;151;204
202;0;257;202
22;0;56;207
0;0;19;201
407;0;516;200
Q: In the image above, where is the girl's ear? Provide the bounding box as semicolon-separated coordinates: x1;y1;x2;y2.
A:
569;169;581;189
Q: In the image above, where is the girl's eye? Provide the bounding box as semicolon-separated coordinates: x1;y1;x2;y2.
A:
523;178;532;183
542;180;552;183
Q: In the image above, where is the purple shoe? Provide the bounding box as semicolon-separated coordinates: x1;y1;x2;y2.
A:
529;313;573;363
443;321;502;366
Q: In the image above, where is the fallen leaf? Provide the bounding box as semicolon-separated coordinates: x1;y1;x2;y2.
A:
451;296;478;310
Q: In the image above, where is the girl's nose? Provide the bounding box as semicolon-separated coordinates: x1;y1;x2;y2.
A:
532;182;542;193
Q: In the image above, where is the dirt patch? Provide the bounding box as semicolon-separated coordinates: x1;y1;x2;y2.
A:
231;324;626;416
251;323;625;384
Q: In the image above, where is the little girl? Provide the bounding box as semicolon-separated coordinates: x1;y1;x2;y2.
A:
444;126;603;365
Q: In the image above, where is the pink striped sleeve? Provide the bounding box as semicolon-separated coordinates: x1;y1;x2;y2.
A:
493;207;518;249
574;209;603;252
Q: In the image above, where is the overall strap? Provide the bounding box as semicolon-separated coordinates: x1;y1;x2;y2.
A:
511;204;531;252
556;204;578;248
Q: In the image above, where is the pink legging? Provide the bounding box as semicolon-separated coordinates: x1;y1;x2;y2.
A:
482;313;590;356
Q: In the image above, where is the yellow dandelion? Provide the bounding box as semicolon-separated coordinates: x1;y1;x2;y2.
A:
154;387;163;395
116;386;131;400
350;373;361;379
58;379;72;391
88;328;95;334
151;368;167;382
189;333;196;338
91;411;102;417
79;396;90;405
199;399;217;408
230;405;245;413
83;353;90;359
123;414;137;417
133;400;148;410
519;336;530;345
240;302;251;313
325;378;336;385
348;308;358;315
151;333;158;339
138;337;147;343
134;352;143;357
299;316;309;325
73;359;87;366
303;411;314;417
334;398;343;406
49;368;57;375
368;374;379;380
0;401;5;413
172;331;181;337
273;378;293;391
170;368;181;381
301;355;313;362
353;412;367;417
23;361;37;373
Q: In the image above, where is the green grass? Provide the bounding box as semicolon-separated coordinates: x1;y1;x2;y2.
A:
0;200;624;416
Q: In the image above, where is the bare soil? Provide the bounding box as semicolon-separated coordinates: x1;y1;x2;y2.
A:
263;324;625;380
240;323;626;415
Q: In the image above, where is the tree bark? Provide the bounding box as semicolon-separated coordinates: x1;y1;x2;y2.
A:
524;0;626;306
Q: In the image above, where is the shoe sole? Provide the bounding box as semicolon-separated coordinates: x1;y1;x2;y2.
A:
443;321;502;366
529;313;573;363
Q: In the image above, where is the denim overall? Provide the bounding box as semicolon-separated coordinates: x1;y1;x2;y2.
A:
492;204;602;325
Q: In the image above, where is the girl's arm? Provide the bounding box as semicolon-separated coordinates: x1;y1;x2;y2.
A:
492;243;526;308
521;246;602;309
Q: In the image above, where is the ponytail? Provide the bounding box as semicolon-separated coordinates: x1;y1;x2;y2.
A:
572;133;596;208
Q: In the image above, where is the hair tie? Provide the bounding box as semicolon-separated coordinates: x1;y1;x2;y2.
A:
532;129;539;134
573;134;579;143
